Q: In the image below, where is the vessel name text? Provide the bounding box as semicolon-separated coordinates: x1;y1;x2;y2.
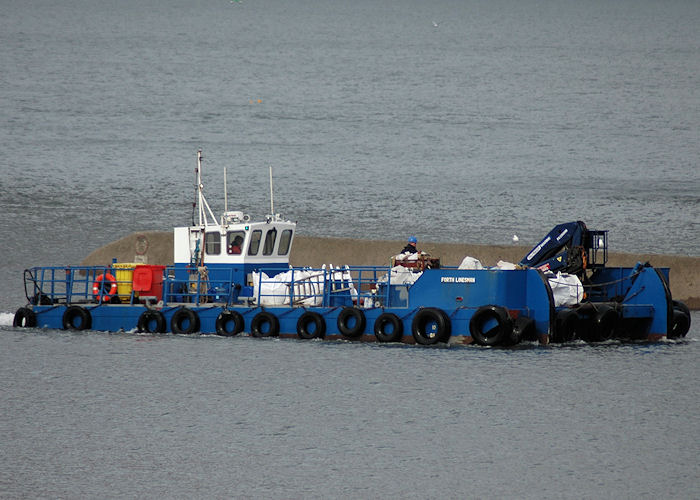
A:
441;276;476;283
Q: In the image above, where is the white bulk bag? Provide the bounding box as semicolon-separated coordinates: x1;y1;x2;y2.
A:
548;272;584;306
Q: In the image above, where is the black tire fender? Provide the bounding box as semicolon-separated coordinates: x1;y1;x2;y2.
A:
216;310;244;336
374;312;404;343
250;311;280;337
62;306;92;331
670;300;691;338
297;311;326;339
13;307;37;328
337;307;366;339
589;305;618;342
552;309;579;343
411;307;451;345
469;305;512;346
670;309;691;339
170;307;200;335
673;300;691;318
137;310;166;334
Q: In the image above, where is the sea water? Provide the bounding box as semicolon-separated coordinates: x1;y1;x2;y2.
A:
1;0;698;497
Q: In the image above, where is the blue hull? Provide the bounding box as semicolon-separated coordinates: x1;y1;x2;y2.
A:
15;263;690;345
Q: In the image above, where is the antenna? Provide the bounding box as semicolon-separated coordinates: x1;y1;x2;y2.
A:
192;151;200;226
224;166;228;213
197;150;203;227
269;165;274;216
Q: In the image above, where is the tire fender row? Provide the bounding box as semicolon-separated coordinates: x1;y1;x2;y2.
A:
18;301;684;345
16;305;493;344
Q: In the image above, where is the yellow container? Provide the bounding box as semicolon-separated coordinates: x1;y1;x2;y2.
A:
112;263;143;302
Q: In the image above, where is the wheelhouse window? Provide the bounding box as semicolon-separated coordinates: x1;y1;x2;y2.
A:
263;228;277;256
205;231;221;255
227;230;246;255
248;230;262;255
278;229;293;256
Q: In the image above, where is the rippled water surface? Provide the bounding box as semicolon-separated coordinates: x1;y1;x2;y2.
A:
1;319;699;499
1;0;699;497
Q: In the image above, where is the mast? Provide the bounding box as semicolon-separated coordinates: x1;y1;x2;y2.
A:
269;165;274;217
195;150;218;228
197;150;203;227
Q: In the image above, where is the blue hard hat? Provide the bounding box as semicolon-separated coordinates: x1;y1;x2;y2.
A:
408;236;417;244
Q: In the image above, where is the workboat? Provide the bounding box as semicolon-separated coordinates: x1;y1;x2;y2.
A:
13;151;692;346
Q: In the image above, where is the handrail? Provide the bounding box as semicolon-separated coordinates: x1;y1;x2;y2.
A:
23;263;424;308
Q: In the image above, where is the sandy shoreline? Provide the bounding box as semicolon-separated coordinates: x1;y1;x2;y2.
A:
82;232;700;309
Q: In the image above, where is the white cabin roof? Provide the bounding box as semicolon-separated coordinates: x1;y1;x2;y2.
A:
174;218;296;266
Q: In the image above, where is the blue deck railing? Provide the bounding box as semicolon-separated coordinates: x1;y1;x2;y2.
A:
24;264;416;309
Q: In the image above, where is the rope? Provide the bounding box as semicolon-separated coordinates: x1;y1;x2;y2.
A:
581;269;642;288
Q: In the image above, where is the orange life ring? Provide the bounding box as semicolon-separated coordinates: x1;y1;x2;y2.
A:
93;273;118;302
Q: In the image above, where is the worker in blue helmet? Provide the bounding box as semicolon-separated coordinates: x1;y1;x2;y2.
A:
401;236;419;254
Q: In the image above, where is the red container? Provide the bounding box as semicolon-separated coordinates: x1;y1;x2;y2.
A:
132;265;166;301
